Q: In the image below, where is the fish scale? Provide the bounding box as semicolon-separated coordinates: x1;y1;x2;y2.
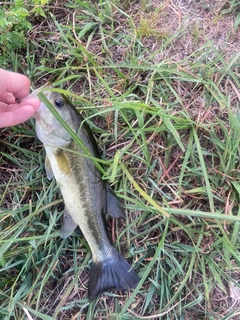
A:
34;89;139;300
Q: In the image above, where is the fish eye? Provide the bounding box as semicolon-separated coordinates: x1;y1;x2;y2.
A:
54;98;64;108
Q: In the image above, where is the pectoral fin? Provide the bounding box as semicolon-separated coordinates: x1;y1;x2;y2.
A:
55;150;71;174
45;156;54;180
106;185;125;218
60;208;78;238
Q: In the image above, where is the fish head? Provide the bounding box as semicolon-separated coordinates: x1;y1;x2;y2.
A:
35;90;78;148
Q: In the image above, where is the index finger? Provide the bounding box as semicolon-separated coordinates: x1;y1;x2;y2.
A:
0;69;31;99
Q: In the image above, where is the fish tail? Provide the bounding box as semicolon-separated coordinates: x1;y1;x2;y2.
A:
88;248;139;300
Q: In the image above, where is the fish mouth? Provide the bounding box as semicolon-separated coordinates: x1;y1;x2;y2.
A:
32;101;45;120
33;111;40;120
17;83;52;103
20;83;52;120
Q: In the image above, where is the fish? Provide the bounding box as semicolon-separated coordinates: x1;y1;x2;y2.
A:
34;88;139;300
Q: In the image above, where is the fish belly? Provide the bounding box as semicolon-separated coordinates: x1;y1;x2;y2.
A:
45;146;112;262
44;145;139;300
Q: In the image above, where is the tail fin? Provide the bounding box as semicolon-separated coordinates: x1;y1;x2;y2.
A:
88;248;139;300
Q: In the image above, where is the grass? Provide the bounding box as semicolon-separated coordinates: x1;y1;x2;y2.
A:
0;0;240;319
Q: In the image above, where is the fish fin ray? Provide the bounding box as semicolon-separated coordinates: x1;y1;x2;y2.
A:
88;248;139;300
55;149;71;174
45;156;54;180
60;208;78;238
107;185;125;218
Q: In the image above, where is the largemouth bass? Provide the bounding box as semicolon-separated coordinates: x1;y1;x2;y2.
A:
34;89;139;300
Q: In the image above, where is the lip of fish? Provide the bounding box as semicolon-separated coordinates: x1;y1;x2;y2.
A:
17;84;52;120
16;84;50;103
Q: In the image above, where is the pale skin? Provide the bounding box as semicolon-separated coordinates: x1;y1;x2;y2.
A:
0;69;40;128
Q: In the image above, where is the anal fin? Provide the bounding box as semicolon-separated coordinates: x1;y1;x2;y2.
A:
107;185;125;218
60;208;78;238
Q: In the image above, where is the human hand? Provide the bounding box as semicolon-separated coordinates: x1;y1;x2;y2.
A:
0;69;40;128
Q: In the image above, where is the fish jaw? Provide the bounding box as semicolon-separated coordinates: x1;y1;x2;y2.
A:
35;104;57;146
34;102;72;148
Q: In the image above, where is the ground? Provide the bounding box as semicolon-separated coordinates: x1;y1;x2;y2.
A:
0;0;240;319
